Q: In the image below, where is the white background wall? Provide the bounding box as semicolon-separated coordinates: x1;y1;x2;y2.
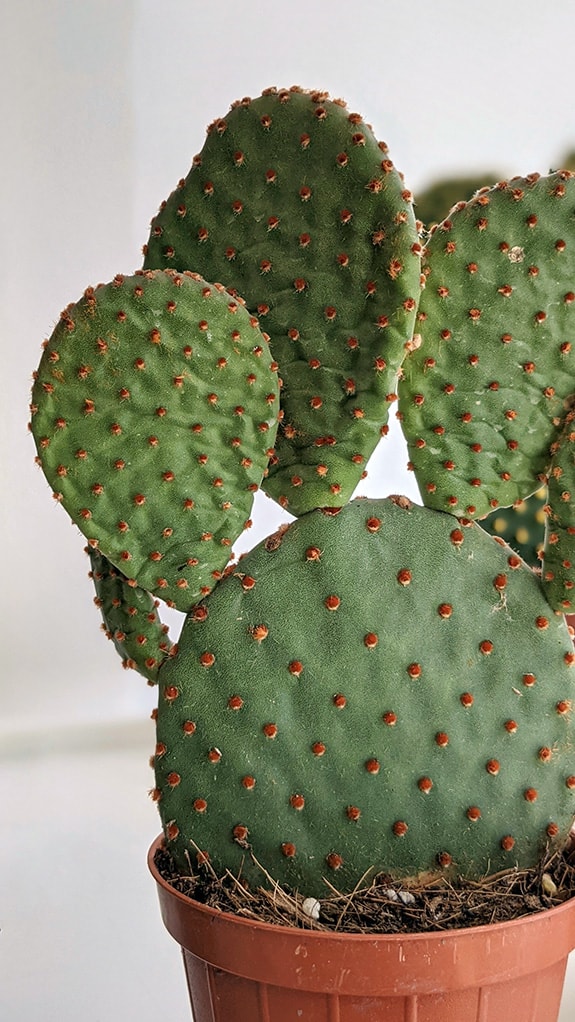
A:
2;1;575;1018
5;0;575;735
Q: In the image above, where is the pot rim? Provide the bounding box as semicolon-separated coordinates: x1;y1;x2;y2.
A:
148;834;575;996
148;833;575;945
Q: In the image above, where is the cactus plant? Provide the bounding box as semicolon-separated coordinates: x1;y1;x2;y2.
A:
30;87;575;903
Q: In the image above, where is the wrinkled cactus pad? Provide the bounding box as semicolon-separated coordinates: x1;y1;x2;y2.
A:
399;172;575;540
154;496;575;895
143;87;421;514
31;269;279;611
89;548;172;682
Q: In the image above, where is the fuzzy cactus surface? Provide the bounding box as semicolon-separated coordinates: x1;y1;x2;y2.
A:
154;496;575;894
30;87;575;900
31;269;279;612
143;88;421;515
398;172;575;612
88;548;173;682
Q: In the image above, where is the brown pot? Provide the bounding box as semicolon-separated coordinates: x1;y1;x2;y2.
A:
149;836;575;1022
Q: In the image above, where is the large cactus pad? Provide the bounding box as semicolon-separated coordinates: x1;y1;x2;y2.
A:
31;269;279;611
154;496;575;895
399;172;575;569
143;87;421;514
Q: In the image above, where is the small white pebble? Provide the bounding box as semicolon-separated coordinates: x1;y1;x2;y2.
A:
399;890;416;906
542;873;558;897
302;897;321;920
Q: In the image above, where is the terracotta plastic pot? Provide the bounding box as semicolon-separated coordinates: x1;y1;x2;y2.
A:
149;836;575;1022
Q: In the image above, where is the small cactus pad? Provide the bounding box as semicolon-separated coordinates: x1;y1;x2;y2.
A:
88;548;172;682
31;270;279;611
143;87;421;514
543;409;575;611
154;496;575;895
399;172;575;526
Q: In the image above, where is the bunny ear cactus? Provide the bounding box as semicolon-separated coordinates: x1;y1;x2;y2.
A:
142;87;422;514
30;87;575;900
31;269;279;612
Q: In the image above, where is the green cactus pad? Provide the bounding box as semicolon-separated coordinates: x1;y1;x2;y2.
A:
31;269;279;611
543;409;575;611
154;496;575;896
398;172;575;530
143;87;421;514
88;548;173;682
